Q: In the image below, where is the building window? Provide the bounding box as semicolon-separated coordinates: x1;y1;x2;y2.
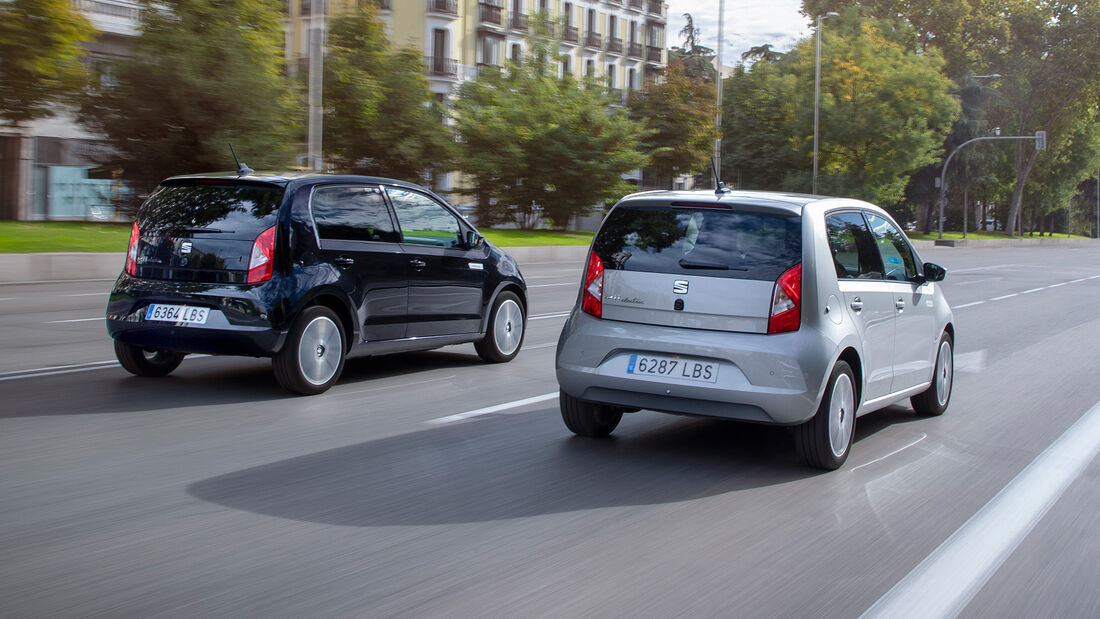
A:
586;59;595;77
607;63;616;88
628;68;636;91
561;55;571;78
477;35;501;66
511;43;522;61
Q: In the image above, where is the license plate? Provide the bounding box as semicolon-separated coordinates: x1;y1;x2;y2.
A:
145;304;209;325
626;354;718;383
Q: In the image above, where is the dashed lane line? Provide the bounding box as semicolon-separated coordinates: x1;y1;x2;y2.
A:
425;392;559;425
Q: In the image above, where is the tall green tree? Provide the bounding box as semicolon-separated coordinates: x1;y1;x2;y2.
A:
0;0;93;126
323;5;454;184
668;13;716;82
80;0;299;201
451;29;647;229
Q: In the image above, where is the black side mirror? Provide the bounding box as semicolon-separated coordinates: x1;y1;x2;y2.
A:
465;230;483;249
923;262;946;282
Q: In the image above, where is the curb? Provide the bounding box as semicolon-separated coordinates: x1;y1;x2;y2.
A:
931;237;1097;248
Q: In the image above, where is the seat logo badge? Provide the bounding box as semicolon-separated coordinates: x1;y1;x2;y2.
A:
673;280;689;294
180;241;192;254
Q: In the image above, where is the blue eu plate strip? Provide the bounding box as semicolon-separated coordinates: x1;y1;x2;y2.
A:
627;354;637;374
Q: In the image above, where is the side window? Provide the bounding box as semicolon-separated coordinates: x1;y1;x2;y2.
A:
384;187;462;248
311;185;399;243
825;212;883;279
865;212;918;281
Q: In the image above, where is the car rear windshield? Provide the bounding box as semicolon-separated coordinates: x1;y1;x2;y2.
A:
593;204;802;281
138;183;284;237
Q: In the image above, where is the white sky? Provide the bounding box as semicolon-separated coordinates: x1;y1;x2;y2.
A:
663;0;812;65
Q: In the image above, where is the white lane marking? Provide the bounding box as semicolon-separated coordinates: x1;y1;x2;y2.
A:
851;434;927;471
530;311;571;321
426;392;558;425
528;282;576;288
523;342;558;350
43;317;104;324
0;278;116;286
989;293;1018;301
1069;278;1088;284
861;400;1100;619
949;264;1024;273
62;292;108;297
0;297;14;301
1047;282;1067;288
954;349;987;373
1020;287;1044;294
0;359;118;377
1090;275;1100;280
953;301;985;309
0;354;210;382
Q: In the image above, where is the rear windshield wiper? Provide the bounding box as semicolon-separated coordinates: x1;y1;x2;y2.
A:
678;259;747;271
180;227;234;234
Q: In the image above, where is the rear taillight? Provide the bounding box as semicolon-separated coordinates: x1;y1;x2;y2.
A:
246;225;276;284
767;263;802;334
581;251;604;318
125;221;139;276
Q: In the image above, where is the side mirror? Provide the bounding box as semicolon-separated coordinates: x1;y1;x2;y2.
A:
922;262;946;282
465;230;483;249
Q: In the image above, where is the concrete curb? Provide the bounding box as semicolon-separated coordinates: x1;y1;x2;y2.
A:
930;237;1097;248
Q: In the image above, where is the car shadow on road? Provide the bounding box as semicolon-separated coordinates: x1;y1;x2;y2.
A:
187;411;851;527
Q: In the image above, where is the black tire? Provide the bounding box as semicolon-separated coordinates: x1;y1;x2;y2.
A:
114;341;185;377
911;332;953;417
272;306;346;395
475;291;525;363
795;361;858;470
560;389;623;438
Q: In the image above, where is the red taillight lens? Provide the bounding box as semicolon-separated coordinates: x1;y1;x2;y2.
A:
125;221;140;276
767;263;802;334
581;251;604;318
246;225;276;284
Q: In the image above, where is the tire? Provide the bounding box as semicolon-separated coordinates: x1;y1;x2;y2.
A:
795;360;857;470
114;341;185;377
475;291;525;363
272;306;346;395
560;390;623;438
911;332;953;417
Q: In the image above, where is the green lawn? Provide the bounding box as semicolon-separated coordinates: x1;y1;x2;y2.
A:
907;230;1090;241
0;221;593;253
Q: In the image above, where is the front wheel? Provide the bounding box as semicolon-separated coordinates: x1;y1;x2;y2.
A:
114;341;185;377
795;361;857;470
560;390;623;438
911;332;953;416
272;306;346;395
475;291;525;363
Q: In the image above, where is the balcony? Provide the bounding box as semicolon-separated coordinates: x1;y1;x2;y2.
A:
584;31;602;49
426;56;458;79
646;45;662;63
628;0;643;10
647;1;664;17
510;12;528;31
627;41;643;58
563;25;579;44
606;37;623;54
426;0;457;16
479;2;503;26
73;0;141;37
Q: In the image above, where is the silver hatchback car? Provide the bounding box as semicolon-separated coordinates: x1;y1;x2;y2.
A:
555;189;954;470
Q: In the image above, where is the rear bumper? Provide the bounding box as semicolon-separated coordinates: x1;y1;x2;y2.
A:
555;310;836;425
105;273;287;357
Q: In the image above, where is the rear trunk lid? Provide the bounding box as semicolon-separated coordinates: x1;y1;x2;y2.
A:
592;203;802;334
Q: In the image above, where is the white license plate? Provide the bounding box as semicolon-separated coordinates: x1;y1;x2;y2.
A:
145;304;209;325
626;354;718;383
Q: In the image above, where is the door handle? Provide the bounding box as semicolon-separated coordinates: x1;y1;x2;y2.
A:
850;297;863;312
409;258;427;270
334;255;355;268
896;298;906;311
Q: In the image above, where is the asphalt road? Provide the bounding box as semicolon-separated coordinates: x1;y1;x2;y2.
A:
2;245;1099;617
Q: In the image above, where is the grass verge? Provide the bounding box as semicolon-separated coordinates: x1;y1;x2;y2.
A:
907;230;1090;241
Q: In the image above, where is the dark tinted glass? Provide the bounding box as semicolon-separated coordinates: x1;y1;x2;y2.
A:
593;205;802;281
385;187;462;248
139;184;283;237
865;213;918;281
826;212;884;279
311;185;398;243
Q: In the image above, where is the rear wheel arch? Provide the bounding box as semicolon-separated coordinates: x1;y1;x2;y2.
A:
837;346;863;406
300;293;358;349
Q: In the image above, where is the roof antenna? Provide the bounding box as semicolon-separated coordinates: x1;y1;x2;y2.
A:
712;157;730;195
228;143;254;176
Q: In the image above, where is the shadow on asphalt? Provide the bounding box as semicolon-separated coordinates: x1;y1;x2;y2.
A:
188;406;925;526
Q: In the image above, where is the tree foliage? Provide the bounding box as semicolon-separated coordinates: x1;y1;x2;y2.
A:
451;30;647;229
323;5;454;184
80;0;299;200
0;0;93;126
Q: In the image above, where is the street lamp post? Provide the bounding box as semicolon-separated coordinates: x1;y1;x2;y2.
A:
714;0;724;183
812;12;838;195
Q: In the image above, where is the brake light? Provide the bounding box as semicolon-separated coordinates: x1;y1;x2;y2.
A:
767;263;802;334
581;251;604;318
125;221;140;276
247;225;276;284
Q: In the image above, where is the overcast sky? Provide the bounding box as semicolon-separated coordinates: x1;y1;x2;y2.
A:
663;0;812;65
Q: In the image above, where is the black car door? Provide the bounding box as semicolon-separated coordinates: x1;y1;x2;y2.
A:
310;184;408;343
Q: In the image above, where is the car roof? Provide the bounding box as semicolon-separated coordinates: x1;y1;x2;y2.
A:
163;172;434;193
615;189;881;218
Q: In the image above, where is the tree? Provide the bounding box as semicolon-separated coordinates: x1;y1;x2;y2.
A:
0;0;93;126
80;0;299;202
323;5;454;184
741;44;784;64
451;28;647;229
668;13;716;83
628;60;717;189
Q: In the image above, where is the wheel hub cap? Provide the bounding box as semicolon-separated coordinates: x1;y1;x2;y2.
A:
299;316;341;386
493;300;523;356
829;374;855;458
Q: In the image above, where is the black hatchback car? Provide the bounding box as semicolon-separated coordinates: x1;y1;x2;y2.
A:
106;172;528;394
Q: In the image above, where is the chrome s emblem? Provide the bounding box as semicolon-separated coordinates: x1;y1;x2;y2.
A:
180;241;193;254
673;280;689;294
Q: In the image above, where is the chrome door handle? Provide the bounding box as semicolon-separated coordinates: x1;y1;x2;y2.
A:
409;258;427;270
896;298;906;310
334;255;355;268
850;297;863;312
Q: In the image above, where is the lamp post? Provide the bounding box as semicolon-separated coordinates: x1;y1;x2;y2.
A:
812;12;838;195
714;0;724;183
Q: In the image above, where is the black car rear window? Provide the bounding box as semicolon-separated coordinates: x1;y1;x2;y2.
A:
138;184;284;237
593;205;802;281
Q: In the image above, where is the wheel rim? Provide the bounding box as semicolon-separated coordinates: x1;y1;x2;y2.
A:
298;316;342;386
493;299;523;356
936;340;953;406
829;373;855;458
